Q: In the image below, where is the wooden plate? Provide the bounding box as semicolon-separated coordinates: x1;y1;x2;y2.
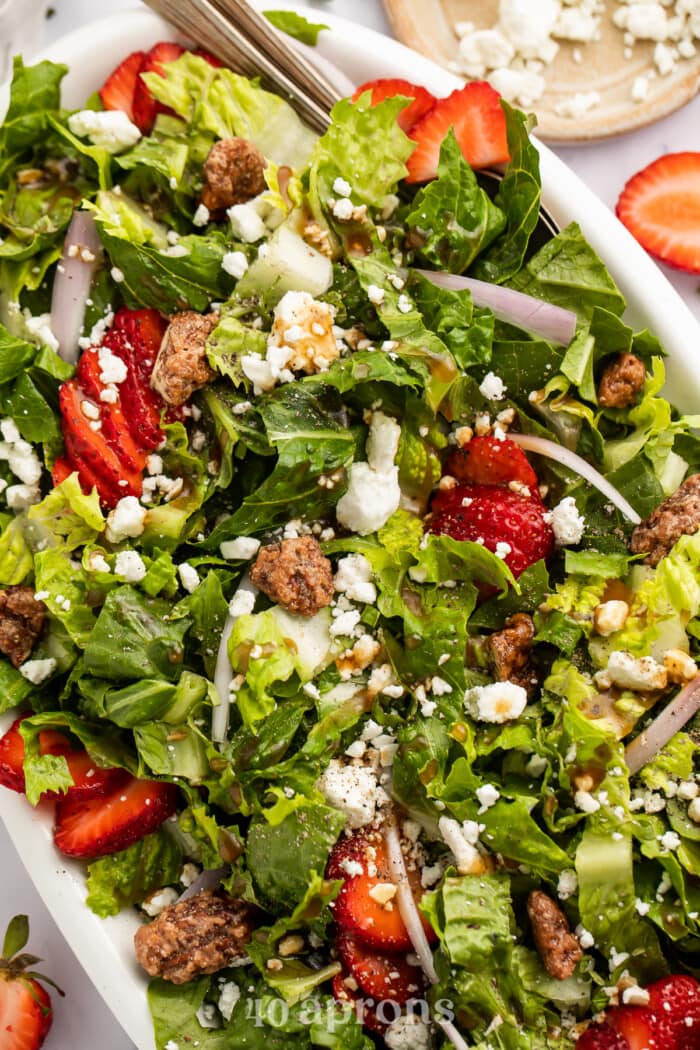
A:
382;0;700;142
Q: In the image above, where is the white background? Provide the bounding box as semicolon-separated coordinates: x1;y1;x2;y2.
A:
1;2;700;1049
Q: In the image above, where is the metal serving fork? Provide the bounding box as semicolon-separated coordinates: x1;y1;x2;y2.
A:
142;0;343;132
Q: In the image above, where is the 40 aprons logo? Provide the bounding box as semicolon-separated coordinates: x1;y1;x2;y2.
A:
244;993;456;1029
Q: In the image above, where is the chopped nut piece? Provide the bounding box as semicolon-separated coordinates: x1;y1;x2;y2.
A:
151;311;218;407
630;474;700;566
597;353;646;408
0;586;47;668
487;613;537;696
664;648;698;684
201;137;266;214
527;890;582;980
367;882;398;907
277;934;305;957
250;536;334;617
134;890;255;984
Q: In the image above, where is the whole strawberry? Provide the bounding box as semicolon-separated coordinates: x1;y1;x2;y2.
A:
429;483;554;578
0;915;62;1050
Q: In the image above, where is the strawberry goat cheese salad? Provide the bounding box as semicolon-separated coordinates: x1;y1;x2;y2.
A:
0;24;699;1050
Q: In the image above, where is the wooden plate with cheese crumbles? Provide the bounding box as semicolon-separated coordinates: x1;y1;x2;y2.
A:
382;0;700;142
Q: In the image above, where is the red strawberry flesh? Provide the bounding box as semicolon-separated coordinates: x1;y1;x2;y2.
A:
132;41;185;134
446;435;539;490
406;81;509;183
335;930;425;1004
429;483;554;578
53;775;177;858
646;974;700;1050
616;152;700;273
99;49;145;122
352;77;436;132
608;1006;659;1050
576;1023;630;1050
0;974;53;1050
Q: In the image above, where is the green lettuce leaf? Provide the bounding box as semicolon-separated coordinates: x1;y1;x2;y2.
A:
86;829;183;917
264;10;329;45
27;472;104;550
0;58;67;181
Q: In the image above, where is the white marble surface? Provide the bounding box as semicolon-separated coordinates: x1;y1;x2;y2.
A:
1;2;699;1049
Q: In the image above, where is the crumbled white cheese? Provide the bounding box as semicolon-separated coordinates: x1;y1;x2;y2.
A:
331;197;354;222
557;868;578;900
384;1014;431;1050
659;830;681;851
336;411;401;536
367;283;385;306
227;199;268;242
68;109;141;153
24;312;60;353
549;496;585;546
366;411;402;474
220;536;261;560
688;797;700;823
464;681;528;723
458;28;515;76
178;562;200;593
555;91;601;120
7;484;40;511
575;789;601;814
329;608;362;637
488;67;547;108
603;651;668;692
677;779;699;801
19;657;56;685
577;926;595;950
114;550;147;583
316;759;383;828
218;981;241;1022
105;496;147;543
334;554;377;604
222;251;249;279
192;203;210;227
267;291;338;377
98;346;128;385
479;371;506;400
141;886;179;917
229;589;256;618
88;552;111;574
179;862;199;888
613;3;669;42
593;599;629;637
476;783;501;813
438;816;484;874
333;176;352;197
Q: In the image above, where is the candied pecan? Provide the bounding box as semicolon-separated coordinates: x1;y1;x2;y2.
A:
527;890;582;980
487;613;538;696
201;138;266;214
250;536;334;617
0;586;47;668
134;890;255;985
597;352;646;409
630;474;700;567
151;311;218;407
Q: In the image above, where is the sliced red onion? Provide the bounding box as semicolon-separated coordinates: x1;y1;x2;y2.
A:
178;866;227;902
625;676;700;776
415;269;577;347
509;433;641;525
50;211;104;364
383;821;438;984
212;575;257;744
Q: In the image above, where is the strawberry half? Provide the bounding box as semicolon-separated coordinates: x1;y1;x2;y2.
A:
446;435;538;490
646;974;700;1050
577;1023;630;1050
132;41;185;134
0;717;127;801
406;81;509;183
336;930;425;1005
616;152;700;273
429;483;554;578
0;916;59;1050
53;775;177;859
328;830;434;951
352;77;436;132
98;49;145;123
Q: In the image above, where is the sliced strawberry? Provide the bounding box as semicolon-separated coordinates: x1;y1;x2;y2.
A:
429;482;554;578
98;49;146;122
336;930;425;1005
328;830;434;951
446;435;539;490
132;42;185;134
646;974;700;1050
577;1023;629;1050
608;1006;659;1050
76;349;146;474
112;307;167;381
331;971;386;1035
616;152;700;273
352;77;436;133
58;380;142;506
104;331;165;452
53;775;177;859
51;456;73;490
406;81;509;183
0;717;127;801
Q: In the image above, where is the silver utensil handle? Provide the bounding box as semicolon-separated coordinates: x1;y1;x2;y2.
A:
143;0;342;132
